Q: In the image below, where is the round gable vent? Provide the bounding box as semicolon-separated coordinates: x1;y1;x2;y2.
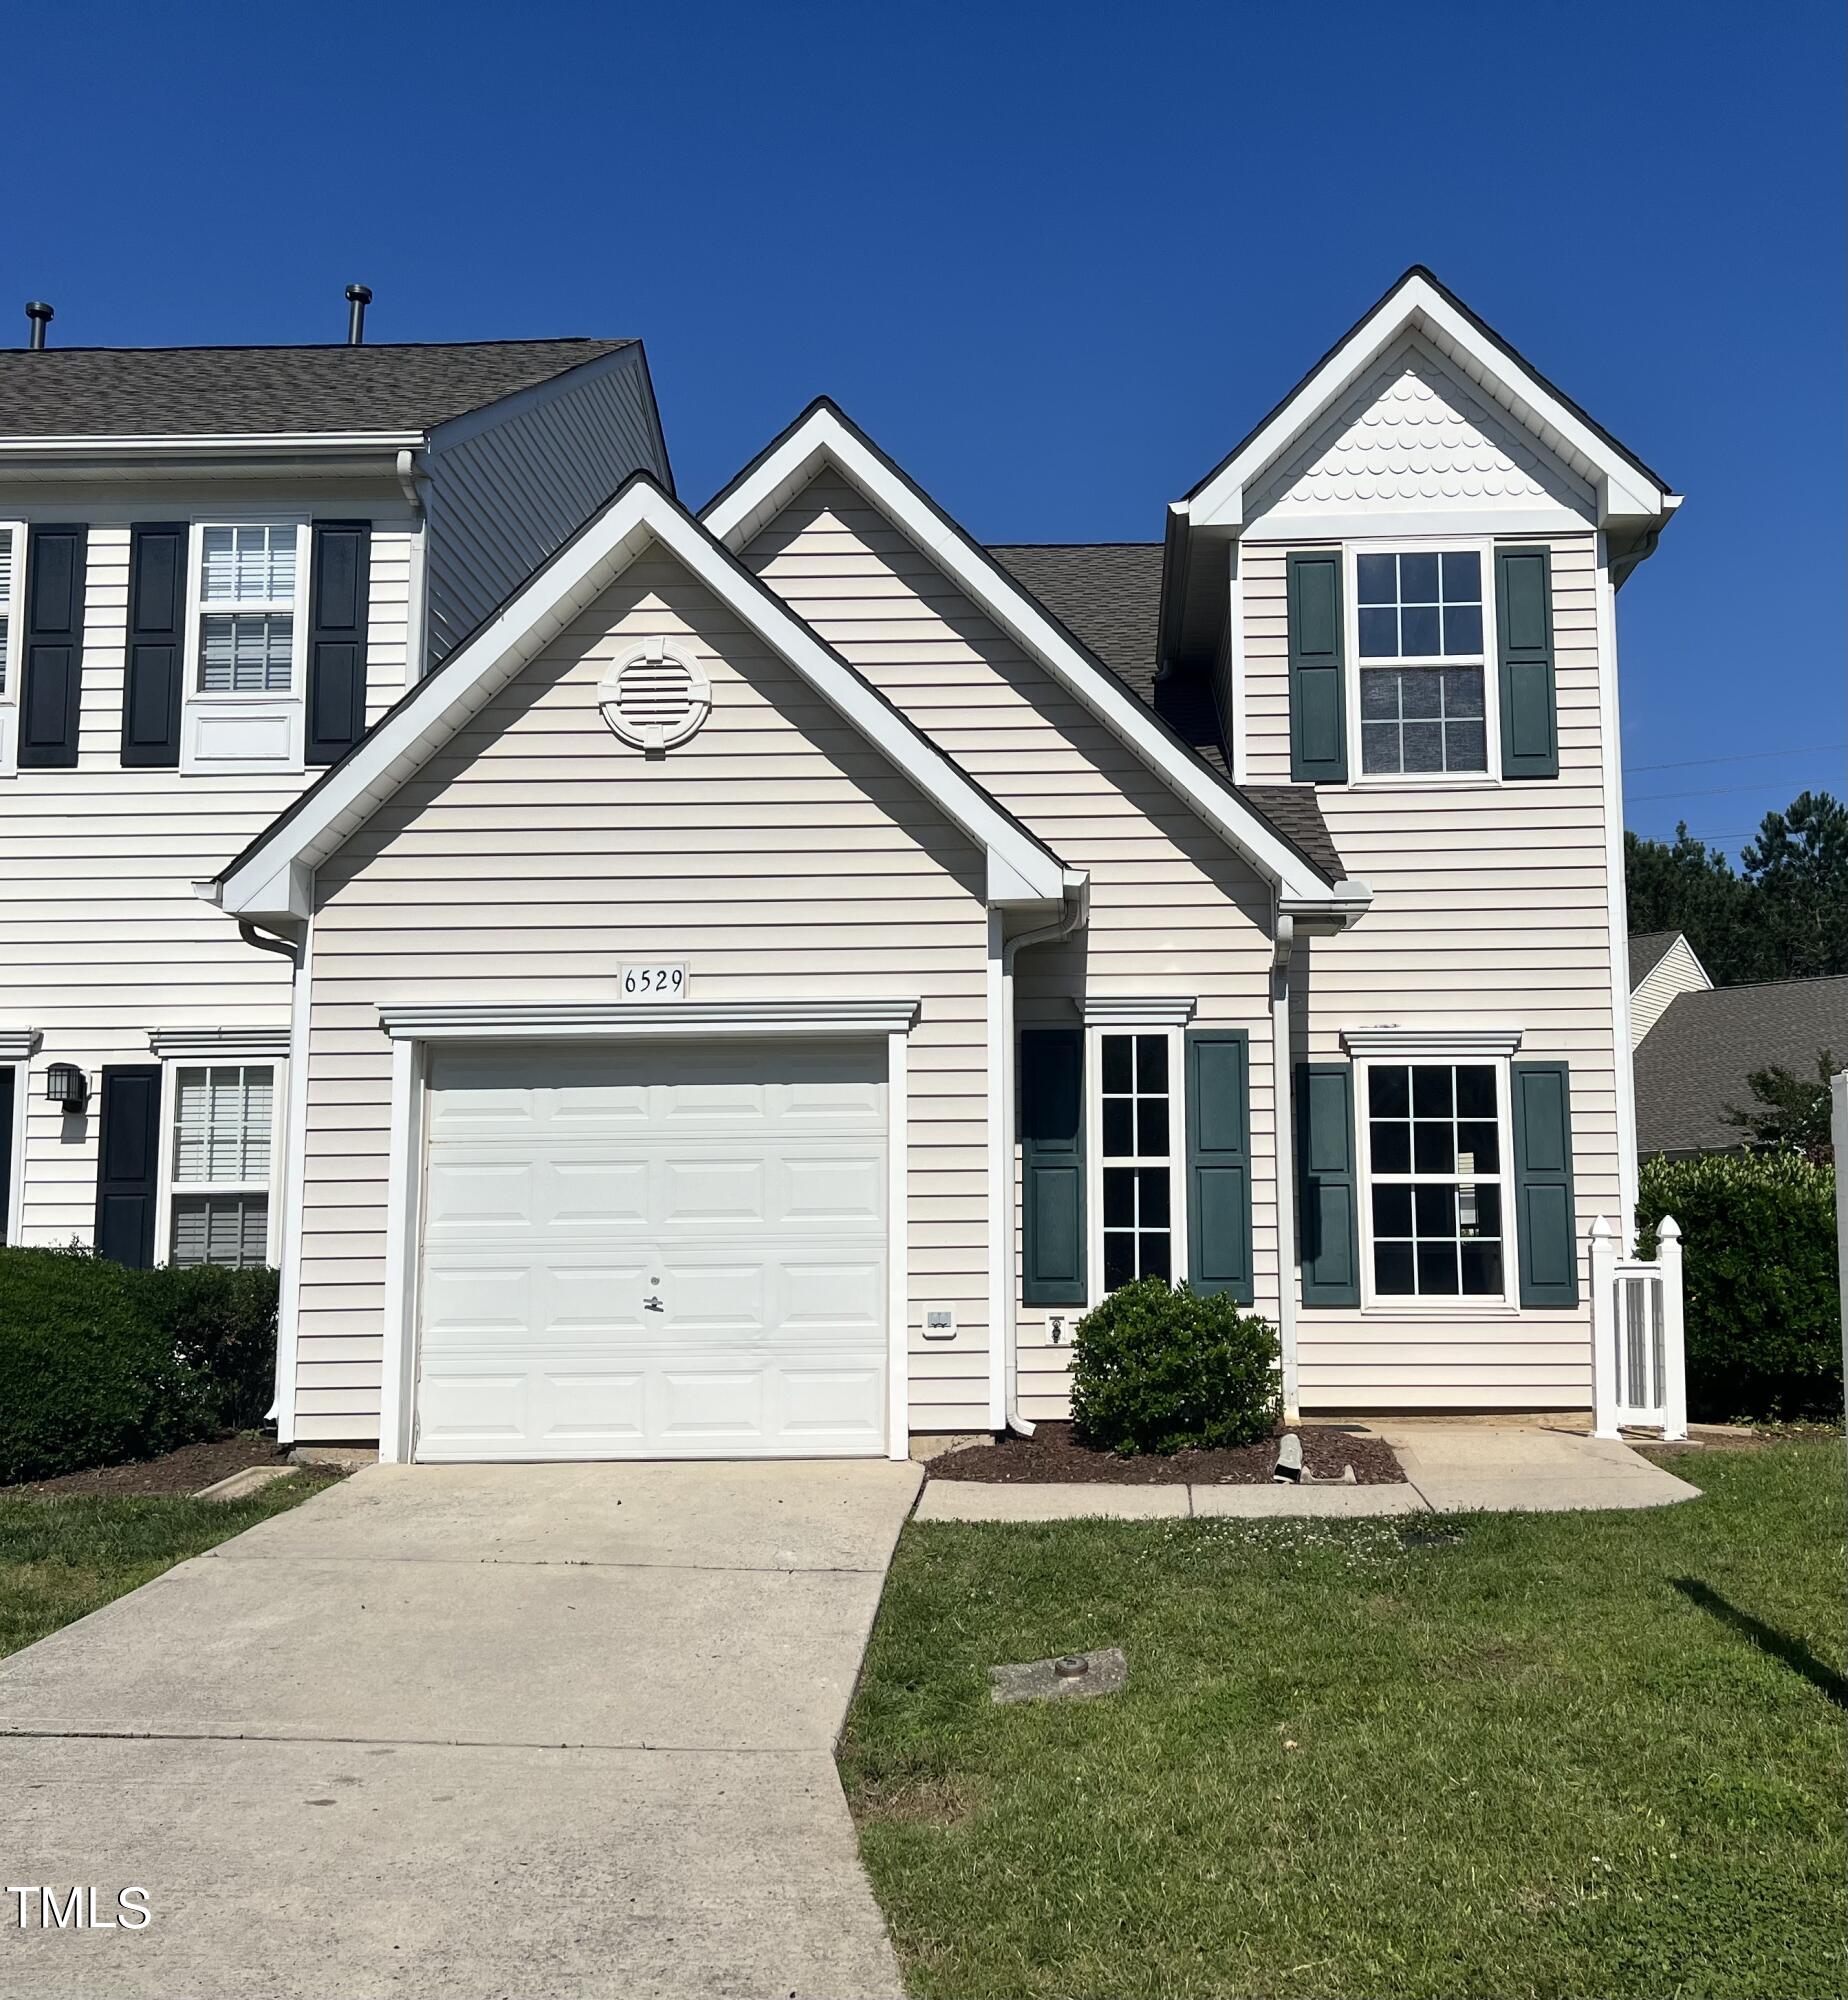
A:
599;639;712;754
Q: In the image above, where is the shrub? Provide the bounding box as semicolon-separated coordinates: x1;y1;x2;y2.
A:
1636;1150;1841;1423
143;1261;280;1431
0;1248;215;1483
1070;1278;1281;1455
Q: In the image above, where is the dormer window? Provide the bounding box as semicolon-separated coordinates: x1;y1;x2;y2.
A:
1354;548;1490;776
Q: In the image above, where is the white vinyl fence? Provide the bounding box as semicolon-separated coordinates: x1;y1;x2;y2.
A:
1589;1214;1687;1439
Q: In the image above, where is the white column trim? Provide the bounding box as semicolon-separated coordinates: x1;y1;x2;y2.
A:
886;1026;910;1461
1228;539;1249;786
985;913;1007;1431
1272;927;1300;1418
1596;533;1640;1241
378;1035;423;1465
4;1056;29;1245
273;917;315;1444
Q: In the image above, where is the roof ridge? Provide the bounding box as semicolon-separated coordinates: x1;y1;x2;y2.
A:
4;336;631;357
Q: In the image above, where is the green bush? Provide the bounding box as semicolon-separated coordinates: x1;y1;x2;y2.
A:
1637;1151;1841;1423
0;1248;280;1484
1070;1277;1281;1455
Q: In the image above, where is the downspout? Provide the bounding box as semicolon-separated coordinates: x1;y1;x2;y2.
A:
397;446;432;682
1270;903;1301;1421
237;919;299;966
997;875;1089;1437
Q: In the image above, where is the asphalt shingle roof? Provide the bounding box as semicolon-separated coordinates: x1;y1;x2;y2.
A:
988;541;1345;884
1633;976;1848;1155
0;338;634;438
1627;930;1683;986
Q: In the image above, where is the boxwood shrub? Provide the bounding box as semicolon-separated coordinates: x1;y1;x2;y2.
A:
1070;1277;1281;1455
1636;1150;1841;1423
0;1247;279;1484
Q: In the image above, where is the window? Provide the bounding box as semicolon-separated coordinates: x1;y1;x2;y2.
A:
1355;549;1489;776
1362;1061;1508;1301
197;524;299;694
0;523;14;696
168;1064;274;1267
1097;1031;1177;1290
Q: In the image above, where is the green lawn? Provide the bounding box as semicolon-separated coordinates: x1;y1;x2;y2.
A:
841;1444;1846;2000
0;1473;338;1660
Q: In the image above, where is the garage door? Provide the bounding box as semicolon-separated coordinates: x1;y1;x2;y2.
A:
414;1042;888;1460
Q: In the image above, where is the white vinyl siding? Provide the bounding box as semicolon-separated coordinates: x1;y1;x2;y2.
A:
740;476;1278;1423
293;549;991;1443
1629;935;1710;1046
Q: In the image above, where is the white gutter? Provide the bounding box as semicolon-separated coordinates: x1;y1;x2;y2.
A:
995;874;1091;1436
1271;905;1301;1420
0;430;424;455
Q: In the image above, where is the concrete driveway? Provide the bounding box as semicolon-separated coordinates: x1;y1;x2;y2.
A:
0;1459;922;1999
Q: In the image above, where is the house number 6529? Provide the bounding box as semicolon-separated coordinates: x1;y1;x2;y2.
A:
620;963;687;1000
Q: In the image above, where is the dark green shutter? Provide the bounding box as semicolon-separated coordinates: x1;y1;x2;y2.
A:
1186;1029;1253;1302
121;523;186;768
1020;1027;1085;1305
94;1064;162;1269
306;521;371;766
1511;1060;1577;1306
1296;1062;1359;1305
1287;549;1347;783
1495;545;1558;779
19;525;87;769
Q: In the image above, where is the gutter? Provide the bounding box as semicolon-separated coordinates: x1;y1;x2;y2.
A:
996;873;1091;1437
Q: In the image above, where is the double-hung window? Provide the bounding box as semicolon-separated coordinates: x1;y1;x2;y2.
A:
1091;1029;1185;1294
167;1064;275;1267
197;525;299;693
1360;1060;1509;1303
1354;548;1492;777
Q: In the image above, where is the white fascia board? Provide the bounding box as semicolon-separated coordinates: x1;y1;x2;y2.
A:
702;408;1345;910
1184;274;1675;532
207;479;1065;922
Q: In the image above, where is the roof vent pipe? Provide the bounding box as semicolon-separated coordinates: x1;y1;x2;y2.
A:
344;283;372;345
24;301;52;349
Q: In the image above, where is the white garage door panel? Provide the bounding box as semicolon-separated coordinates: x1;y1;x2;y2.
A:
415;1043;888;1461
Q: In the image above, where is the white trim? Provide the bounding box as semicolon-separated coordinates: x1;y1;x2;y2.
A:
699;405;1357;913
149;1026;291;1062
985;912;1007;1432
154;1054;286;1272
1341;1026;1524;1058
377;998;922;1042
1353;1051;1516;1314
0;431;424;456
1341;536;1501;787
209;478;1069;922
4;1054;28;1246
1243;505;1592;545
1272;910;1299;1416
1596;534;1640;1238
0;518;23;779
0;1029;42;1062
179;517;311;777
1075;995;1199;1026
887;1026;911;1460
378;1036;423;1466
1083;1021;1188;1308
1227;540;1249;786
274;917;314;1444
1182;272;1677;532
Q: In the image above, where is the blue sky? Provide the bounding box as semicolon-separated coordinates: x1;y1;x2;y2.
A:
13;1;1843;851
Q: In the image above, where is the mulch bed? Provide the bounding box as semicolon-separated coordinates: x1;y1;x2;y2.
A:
927;1421;1406;1485
3;1434;294;1499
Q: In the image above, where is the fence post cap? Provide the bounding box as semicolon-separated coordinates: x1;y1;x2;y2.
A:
1589;1215;1614;1241
1658;1213;1682;1241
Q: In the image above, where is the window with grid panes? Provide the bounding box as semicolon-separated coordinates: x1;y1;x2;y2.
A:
198;525;298;694
1355;550;1489;775
1364;1061;1507;1299
169;1065;274;1267
1099;1032;1174;1288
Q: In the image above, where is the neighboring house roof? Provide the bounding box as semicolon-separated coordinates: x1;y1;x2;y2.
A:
988;540;1345;883
0;338;634;439
1632;976;1848;1155
207;473;1074;925
702;399;1364;915
1627;930;1684;986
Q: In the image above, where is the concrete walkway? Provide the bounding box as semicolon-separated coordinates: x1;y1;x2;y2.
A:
0;1460;922;2000
915;1422;1698;1521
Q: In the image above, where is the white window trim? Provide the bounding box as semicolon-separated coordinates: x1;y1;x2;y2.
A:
0;519;26;778
1084;1022;1188;1308
1355;1051;1514;1313
155;1057;287;1269
1343;535;1501;787
180;516;311;776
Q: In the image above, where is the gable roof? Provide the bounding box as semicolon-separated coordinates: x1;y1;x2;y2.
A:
1180;266;1678;533
702;400;1366;917
1633;977;1848;1155
1628;930;1686;987
988;542;1345;883
207;473;1074;924
0;338;634;442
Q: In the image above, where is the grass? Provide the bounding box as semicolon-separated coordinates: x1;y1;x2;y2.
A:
840;1443;1847;2000
0;1471;338;1660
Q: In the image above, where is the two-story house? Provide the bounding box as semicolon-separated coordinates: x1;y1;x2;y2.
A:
193;268;1677;1461
0;325;671;1280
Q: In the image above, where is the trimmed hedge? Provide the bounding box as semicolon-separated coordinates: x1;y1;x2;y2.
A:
1070;1277;1281;1455
1637;1151;1841;1423
0;1247;279;1484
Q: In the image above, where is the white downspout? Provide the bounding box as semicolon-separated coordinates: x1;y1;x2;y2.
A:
1271;904;1301;1421
996;875;1089;1437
